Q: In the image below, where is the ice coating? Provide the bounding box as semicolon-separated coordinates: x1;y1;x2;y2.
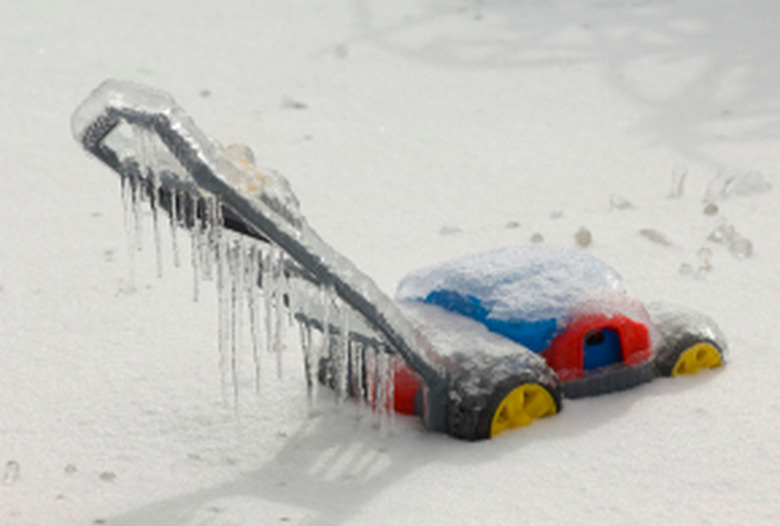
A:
73;79;445;431
72;79;303;228
397;246;626;324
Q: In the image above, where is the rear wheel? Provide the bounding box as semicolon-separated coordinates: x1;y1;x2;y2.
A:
671;342;723;376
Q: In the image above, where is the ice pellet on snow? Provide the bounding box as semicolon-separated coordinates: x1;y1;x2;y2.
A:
703;202;719;216
4;460;20;484
679;263;694;276
609;194;633;210
574;226;592;247
668;165;687;198
707;222;736;244
728;236;753;258
697;247;713;272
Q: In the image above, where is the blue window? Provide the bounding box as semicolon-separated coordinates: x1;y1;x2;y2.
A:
582;329;622;370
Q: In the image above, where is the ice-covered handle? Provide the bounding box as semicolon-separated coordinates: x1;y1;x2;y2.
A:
72;80;452;431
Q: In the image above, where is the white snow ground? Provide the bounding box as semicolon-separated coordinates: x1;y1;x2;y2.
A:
1;1;779;524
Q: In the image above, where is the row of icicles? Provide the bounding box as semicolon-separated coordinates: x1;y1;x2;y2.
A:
118;127;397;429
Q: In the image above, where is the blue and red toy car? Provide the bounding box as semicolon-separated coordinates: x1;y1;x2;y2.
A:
387;246;726;438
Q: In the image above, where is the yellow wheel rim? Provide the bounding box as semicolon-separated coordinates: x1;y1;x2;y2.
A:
672;343;722;376
490;384;557;437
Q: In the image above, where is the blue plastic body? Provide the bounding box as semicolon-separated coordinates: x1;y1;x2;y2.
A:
424;289;558;353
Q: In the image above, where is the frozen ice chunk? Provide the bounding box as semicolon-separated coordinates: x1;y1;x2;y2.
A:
217;142;302;227
728;236;753;258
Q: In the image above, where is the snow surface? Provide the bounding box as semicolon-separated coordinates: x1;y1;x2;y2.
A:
1;1;779;524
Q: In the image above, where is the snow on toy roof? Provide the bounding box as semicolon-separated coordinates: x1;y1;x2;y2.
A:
396;245;626;324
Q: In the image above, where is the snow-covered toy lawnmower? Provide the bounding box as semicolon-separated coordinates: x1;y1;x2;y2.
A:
72;80;727;441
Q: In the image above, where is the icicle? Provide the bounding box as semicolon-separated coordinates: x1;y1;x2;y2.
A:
384;352;396;433
350;340;366;413
334;303;350;406
274;253;288;379
299;319;315;408
121;173;137;291
131;170;143;254
200;197;221;281
150;176;163;278
262;249;275;363
169;189;181;268
229;237;243;407
246;244;262;394
364;345;377;425
216;234;230;404
262;246;286;379
135;125;164;277
213;205;237;407
376;348;388;429
189;198;201;302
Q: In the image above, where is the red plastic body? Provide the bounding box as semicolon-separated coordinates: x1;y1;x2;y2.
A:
542;313;652;382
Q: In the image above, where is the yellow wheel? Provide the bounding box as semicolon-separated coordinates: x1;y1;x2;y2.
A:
671;343;723;376
490;384;557;437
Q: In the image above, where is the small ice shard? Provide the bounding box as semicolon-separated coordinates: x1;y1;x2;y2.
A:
668;165;687;198
530;232;544;243
728;171;772;197
99;471;116;482
504;220;520;229
697;247;713;273
639;228;673;246
703;202;719;216
728;236;753;258
439;226;461;236
705;170;735;202
609;194;633;210
281;97;308;110
574;227;592;247
679;263;694;276
64;464;78;476
4;460;20;484
707;222;735;244
550;209;563;220
706;169;772;201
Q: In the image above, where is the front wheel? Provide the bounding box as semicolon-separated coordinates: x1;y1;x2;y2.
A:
446;354;561;441
648;302;727;378
488;380;559;437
